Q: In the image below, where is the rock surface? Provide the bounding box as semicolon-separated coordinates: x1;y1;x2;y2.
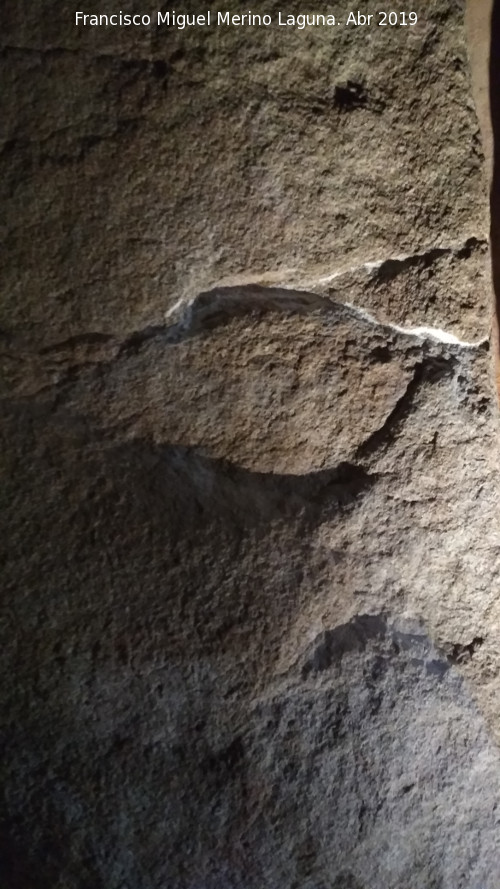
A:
2;1;500;888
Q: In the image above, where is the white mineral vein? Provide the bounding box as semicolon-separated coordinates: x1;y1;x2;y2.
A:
165;239;489;349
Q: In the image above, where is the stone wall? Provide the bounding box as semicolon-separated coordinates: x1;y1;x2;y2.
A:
2;2;500;887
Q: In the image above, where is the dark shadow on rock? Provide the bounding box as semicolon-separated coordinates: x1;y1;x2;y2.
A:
0;406;381;887
144;443;378;529
2;402;498;888
301;614;451;682
302;615;388;678
0;830;99;889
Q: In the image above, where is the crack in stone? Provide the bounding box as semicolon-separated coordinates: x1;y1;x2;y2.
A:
308;236;487;288
1;281;486;406
39;333;115;354
161;284;489;352
160;237;490;346
354;356;455;460
182;235;487;301
341;302;488;348
5;283;482;364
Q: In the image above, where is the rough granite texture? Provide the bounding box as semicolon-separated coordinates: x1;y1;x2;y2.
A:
2;1;500;888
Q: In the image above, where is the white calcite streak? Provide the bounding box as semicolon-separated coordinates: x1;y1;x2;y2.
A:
343;302;488;348
168;238;490;350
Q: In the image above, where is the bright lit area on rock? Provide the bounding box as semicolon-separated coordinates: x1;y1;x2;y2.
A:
2;2;500;887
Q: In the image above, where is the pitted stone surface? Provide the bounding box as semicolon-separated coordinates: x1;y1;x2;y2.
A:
1;2;500;888
0;0;491;346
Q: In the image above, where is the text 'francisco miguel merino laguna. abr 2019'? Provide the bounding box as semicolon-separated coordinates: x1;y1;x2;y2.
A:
74;11;419;29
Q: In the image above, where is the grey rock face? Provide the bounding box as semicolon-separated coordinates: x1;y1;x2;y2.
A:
1;1;500;888
1;0;489;344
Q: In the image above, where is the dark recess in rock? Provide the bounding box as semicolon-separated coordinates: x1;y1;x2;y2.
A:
333;80;369;111
447;636;485;665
